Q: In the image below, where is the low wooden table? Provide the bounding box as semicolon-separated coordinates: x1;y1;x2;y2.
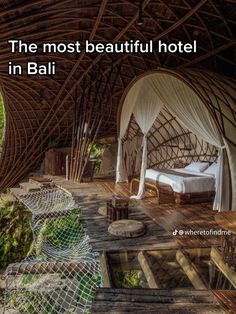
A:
108;219;146;238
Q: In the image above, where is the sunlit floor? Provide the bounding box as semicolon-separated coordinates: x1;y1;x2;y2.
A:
50;177;220;248
39;177;236;313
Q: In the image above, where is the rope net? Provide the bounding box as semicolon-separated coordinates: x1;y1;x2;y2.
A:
4;186;102;314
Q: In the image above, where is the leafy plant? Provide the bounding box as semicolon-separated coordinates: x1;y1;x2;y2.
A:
0;197;33;268
88;143;105;175
20;274;41;286
0;287;4;311
8;290;57;314
38;208;83;250
112;270;140;288
77;272;102;304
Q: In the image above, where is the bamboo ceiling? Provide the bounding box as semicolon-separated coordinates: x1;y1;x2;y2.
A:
0;0;235;189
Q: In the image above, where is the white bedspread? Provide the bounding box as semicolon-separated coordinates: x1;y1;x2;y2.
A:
145;168;215;193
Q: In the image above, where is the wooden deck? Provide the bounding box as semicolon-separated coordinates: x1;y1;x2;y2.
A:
48;177;235;313
53;178;221;249
81;204;177;252
91;288;230;314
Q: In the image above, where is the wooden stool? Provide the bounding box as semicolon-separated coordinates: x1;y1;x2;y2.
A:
108;219;146;238
106;195;129;223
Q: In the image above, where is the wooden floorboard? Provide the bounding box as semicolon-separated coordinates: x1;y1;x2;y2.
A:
213;290;236;314
91;288;226;314
51;178;221;249
80;204;178;252
140;202;221;247
47;177;234;312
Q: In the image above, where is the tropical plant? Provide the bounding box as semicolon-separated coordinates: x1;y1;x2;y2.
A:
88;143;105;174
37;208;83;250
112;270;140;288
0;197;33;268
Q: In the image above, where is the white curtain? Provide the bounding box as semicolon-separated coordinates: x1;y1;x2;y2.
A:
224;140;236;211
131;81;163;198
135;135;143;174
150;73;228;211
117;72;232;210
123;137;140;177
116;79;143;182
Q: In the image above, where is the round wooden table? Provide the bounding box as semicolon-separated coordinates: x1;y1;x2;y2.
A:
108;219;146;238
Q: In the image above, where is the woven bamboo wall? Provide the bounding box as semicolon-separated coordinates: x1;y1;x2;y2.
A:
0;0;235;190
124;108;217;177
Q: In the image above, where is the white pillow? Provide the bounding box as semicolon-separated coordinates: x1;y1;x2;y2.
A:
184;162;210;172
204;162;218;177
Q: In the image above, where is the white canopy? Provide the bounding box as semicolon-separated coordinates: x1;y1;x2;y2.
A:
116;71;233;211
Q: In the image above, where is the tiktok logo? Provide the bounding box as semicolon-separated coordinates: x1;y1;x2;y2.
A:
172;229;178;236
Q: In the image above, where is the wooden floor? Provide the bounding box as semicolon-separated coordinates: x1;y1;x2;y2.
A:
91;288;231;314
48;177;235;313
81;204;177;252
53;178;221;249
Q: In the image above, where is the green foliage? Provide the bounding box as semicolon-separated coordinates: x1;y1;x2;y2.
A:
77;272;102;304
0;197;33;269
113;270;140;288
89;143;104;159
0;287;4;310
3;187;11;194
89;143;105;175
39;208;83;249
47;138;58;149
20;274;41;286
0;95;4;144
8;291;57;314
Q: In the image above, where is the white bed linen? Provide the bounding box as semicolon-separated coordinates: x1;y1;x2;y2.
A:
145;168;215;193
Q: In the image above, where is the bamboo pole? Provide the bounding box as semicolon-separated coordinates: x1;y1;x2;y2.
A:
138;251;161;288
176;250;207;290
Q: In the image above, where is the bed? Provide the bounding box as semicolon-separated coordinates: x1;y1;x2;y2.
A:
130;162;217;204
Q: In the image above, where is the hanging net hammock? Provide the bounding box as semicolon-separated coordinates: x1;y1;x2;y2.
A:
19;187;76;219
4;186;102;314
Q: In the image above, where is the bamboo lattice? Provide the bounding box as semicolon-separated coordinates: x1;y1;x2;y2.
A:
0;1;235;190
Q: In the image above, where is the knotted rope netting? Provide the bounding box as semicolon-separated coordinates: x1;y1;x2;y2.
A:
4;186;102;314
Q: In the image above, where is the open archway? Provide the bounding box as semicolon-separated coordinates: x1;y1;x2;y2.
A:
117;69;236;211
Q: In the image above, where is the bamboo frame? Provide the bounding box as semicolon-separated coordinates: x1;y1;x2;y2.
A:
0;1;235;191
124;109;218;171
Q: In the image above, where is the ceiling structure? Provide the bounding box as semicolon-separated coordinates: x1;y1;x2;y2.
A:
0;0;235;189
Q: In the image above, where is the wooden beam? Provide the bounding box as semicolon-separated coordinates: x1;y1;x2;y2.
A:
90;0;108;40
210;247;236;289
0;0;48;18
138;251;161;288
8;262;88;275
0;1;109;189
99;251;113;288
179;39;236;68
152;0;208;41
92;288;223;313
176;249;207;290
